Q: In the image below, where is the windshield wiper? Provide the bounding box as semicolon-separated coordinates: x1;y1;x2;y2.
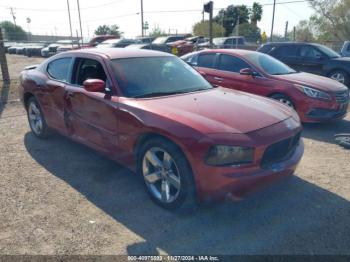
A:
133;91;186;98
133;88;209;98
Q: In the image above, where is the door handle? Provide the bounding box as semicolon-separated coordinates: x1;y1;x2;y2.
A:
214;77;224;81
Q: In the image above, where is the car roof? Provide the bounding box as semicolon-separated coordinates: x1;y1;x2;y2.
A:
101;38;134;44
66;48;172;59
263;42;319;46
198;48;257;57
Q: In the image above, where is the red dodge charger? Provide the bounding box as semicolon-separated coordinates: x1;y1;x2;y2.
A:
182;49;349;123
19;48;303;210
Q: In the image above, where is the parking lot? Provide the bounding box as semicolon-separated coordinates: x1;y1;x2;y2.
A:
0;54;349;255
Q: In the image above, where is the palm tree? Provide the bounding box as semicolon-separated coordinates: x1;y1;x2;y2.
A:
250;2;263;26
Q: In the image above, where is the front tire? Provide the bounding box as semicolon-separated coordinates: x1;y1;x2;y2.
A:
137;137;197;211
27;97;49;138
329;70;349;86
270;94;295;109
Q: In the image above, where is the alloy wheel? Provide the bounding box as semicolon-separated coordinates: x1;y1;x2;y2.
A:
142;147;181;204
28;101;43;135
278;98;294;109
330;72;345;84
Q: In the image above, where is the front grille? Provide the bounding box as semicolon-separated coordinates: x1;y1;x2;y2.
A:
335;90;349;104
261;132;301;168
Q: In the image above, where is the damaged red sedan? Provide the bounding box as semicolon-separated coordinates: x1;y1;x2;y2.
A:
19;48;304;210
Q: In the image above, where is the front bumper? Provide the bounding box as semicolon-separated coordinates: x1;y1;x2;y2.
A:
185;119;304;202
198;141;304;202
296;94;349;123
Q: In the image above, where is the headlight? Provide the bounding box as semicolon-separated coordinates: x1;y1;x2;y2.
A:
295;84;331;100
205;145;254;166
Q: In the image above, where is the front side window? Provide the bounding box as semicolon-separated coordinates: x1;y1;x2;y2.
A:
47;57;72;82
110;56;212;98
300;46;322;58
73;58;107;86
197;53;216;68
217;54;251;73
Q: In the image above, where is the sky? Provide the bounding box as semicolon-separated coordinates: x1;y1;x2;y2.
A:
0;0;314;39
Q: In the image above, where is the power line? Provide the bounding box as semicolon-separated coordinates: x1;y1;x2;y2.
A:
0;0;312;13
0;0;127;12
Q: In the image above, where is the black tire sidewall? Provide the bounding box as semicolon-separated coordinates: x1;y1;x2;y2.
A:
27;97;49;138
137;137;197;210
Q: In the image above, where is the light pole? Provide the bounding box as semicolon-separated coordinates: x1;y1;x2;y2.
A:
67;0;73;45
141;0;144;36
77;0;84;46
270;0;276;42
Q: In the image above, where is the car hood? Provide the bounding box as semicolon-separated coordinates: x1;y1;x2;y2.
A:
273;72;348;92
128;88;293;134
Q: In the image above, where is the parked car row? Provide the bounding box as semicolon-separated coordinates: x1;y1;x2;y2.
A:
19;45;348;210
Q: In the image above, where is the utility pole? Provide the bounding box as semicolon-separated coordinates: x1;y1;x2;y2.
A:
293;26;296;42
270;0;276;42
284;21;289;41
9;8;16;27
236;15;240;49
67;0;74;46
204;1;213;48
77;0;84;46
140;0;144;37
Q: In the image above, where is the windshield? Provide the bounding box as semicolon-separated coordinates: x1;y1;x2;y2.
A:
152;37;167;44
246;52;296;75
316;44;340;58
110;56;213;98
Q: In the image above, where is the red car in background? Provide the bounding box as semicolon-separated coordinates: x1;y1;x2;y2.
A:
182;49;349;123
19;49;303;210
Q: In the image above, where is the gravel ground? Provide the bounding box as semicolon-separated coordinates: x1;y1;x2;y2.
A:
0;55;349;255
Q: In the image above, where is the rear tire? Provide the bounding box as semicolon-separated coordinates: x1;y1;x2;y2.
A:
137;137;197;212
270;94;295;109
27;97;49;138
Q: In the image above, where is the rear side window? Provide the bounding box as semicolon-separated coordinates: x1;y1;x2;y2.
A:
197;53;216;68
47;57;72;82
217;54;251;73
274;45;298;58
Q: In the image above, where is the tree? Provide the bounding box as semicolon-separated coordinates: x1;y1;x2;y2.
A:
94;24;122;37
148;25;166;37
294;20;315;42
232;23;261;43
250;2;263;26
192;20;225;38
308;0;350;41
214;5;250;36
0;21;27;41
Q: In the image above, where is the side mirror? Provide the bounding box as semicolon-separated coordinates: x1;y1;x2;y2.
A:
83;79;105;93
239;68;254;76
